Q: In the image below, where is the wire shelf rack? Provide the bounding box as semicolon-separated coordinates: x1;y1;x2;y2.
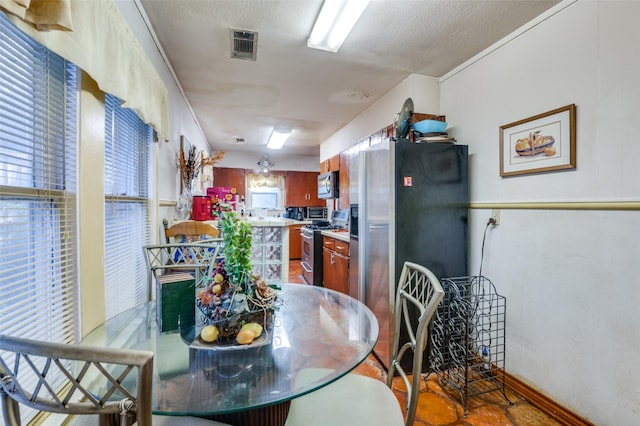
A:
429;275;511;416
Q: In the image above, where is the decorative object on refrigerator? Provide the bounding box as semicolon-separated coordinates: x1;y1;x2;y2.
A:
393;97;414;139
412;118;448;134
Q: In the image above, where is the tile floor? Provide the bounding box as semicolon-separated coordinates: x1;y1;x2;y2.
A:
288;260;562;426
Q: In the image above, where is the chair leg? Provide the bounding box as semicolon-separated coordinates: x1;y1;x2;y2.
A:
1;392;21;426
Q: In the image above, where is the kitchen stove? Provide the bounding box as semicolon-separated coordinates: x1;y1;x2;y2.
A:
303;224;344;231
301;211;348;286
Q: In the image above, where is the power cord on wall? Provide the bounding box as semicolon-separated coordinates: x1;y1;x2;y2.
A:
478;217;497;277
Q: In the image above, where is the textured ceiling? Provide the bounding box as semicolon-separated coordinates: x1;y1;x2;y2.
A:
139;0;560;157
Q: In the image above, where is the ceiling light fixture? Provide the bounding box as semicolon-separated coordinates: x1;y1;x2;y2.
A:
257;154;275;174
267;128;291;149
307;0;371;52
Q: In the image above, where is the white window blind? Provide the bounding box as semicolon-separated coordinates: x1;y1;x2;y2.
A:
0;12;78;342
0;11;78;424
104;94;152;319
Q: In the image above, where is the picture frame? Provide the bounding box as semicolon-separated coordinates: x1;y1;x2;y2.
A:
500;104;576;177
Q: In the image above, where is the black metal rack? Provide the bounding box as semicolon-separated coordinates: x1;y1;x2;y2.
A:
429;276;511;416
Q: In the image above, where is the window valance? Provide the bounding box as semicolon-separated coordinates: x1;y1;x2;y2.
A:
0;0;72;30
0;0;170;139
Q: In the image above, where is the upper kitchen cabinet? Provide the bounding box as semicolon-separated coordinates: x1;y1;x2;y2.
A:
286;171;324;207
213;167;246;196
338;153;350;209
320;155;340;174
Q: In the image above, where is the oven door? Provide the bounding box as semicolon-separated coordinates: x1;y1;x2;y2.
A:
301;228;314;285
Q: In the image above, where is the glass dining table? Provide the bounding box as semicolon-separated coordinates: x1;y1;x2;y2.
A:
83;283;379;426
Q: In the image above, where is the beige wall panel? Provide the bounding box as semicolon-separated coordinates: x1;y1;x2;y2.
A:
79;72;106;337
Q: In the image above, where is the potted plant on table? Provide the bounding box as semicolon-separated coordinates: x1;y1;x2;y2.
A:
195;211;278;345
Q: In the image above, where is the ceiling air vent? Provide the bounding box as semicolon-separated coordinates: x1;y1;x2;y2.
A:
229;29;258;61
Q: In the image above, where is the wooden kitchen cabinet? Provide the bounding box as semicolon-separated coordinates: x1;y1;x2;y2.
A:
320;155;340;174
322;235;349;294
286;171;324;207
338;152;350;209
212;167;246;195
289;224;303;260
320;160;329;174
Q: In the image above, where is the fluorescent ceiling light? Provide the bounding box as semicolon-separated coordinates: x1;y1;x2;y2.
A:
308;0;371;52
267;128;291;149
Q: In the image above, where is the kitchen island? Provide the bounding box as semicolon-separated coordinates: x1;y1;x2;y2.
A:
242;217;313;283
171;217;308;283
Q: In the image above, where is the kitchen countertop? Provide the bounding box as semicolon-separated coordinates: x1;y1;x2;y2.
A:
239;217;311;226
175;218;311;227
321;229;350;243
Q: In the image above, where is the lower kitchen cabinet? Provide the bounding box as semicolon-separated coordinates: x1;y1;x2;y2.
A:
322;236;349;294
289;224;303;260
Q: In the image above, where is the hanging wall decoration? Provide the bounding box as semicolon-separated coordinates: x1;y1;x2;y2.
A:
176;135;224;219
500;104;576;177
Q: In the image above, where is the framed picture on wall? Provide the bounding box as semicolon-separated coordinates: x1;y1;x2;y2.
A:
500;104;576;177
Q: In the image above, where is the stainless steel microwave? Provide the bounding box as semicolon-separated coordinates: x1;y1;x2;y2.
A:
318;171;338;199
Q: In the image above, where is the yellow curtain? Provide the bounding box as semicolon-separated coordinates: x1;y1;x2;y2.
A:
0;0;170;140
0;0;72;30
246;173;285;191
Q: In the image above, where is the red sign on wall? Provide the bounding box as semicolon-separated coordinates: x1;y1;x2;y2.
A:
404;177;413;187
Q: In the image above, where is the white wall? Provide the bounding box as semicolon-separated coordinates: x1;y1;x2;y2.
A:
440;1;640;424
320;74;440;159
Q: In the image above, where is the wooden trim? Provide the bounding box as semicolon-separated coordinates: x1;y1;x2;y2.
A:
470;201;640;211
159;199;177;207
503;371;594;426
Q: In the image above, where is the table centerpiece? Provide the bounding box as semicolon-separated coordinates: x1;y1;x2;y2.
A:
195;211;278;345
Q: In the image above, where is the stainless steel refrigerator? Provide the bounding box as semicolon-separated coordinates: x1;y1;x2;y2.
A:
360;138;468;369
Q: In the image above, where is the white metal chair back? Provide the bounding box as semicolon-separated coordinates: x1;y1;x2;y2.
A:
143;240;224;298
0;334;154;426
387;261;445;426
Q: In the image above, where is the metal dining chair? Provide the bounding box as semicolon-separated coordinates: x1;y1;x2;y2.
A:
387;261;445;425
143;239;224;301
0;334;154;425
284;261;445;426
0;334;230;426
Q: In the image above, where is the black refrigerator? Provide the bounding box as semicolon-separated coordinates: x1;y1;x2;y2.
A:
360;138;468;369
